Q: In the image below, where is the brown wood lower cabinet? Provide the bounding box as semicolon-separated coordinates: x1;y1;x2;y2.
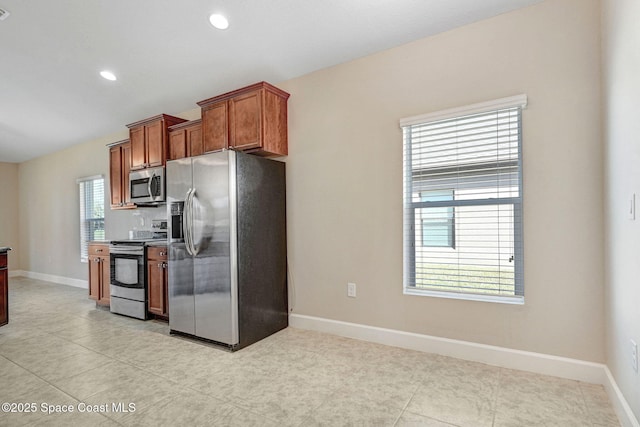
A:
88;243;110;306
1;252;8;327
147;246;168;318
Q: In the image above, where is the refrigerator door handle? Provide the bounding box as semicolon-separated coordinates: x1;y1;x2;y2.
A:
187;188;199;256
184;188;195;256
190;190;201;256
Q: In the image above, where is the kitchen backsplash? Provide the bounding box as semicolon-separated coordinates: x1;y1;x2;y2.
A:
105;205;167;240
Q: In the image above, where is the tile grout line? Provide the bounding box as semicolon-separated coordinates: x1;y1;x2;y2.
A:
491;367;503;427
0;349;117;425
392;380;420;426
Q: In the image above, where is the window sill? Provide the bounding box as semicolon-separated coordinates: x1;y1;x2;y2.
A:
404;287;524;305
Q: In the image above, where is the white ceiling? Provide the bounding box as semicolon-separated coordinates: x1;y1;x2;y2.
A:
0;0;542;163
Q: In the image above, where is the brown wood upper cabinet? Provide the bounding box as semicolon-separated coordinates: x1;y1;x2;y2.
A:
127;114;187;170
197;82;290;157
168;119;203;160
88;243;110;306
109;139;135;210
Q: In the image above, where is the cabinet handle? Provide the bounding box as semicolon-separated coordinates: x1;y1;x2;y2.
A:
159;251;166;256
95;258;101;263
96;249;103;253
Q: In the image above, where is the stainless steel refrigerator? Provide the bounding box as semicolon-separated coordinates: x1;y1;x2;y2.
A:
166;150;287;350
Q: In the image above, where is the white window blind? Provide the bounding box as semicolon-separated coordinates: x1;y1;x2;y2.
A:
78;175;105;262
402;96;525;301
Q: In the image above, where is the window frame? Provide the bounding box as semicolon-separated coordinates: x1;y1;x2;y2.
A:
401;95;526;304
78;174;105;263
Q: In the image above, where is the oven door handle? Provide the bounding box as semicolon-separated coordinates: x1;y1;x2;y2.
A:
109;248;144;256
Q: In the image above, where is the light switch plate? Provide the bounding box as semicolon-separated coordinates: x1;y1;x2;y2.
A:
629;194;636;220
347;282;356;298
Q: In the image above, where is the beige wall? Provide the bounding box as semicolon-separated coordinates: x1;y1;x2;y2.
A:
0;162;20;269
18;133;121;280
602;0;640;419
278;0;604;362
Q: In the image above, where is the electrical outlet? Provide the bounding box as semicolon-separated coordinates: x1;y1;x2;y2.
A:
631;340;638;373
347;282;356;298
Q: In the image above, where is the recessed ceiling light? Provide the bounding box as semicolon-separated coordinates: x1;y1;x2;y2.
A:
209;13;229;30
0;7;10;21
100;70;117;81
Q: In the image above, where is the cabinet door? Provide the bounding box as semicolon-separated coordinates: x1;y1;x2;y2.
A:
109;146;123;208
88;257;100;301
202;102;228;153
169;129;187;160
147;260;165;315
146;121;165;167
121;143;133;206
147;247;167;316
0;267;7;327
109;143;133;209
99;255;110;305
229;89;262;151
163;265;168;316
130;126;146;170
188;126;203;157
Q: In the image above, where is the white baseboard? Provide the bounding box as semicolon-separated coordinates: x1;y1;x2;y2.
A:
289;313;639;427
10;270;88;289
603;366;640;427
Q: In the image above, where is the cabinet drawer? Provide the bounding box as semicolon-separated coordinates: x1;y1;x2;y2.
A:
147;246;167;260
88;244;109;257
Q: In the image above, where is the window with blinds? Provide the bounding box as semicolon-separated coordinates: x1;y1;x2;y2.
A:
401;96;526;302
78;175;105;262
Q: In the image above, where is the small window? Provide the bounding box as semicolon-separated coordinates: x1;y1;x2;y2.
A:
78;175;105;262
401;95;526;302
420;190;455;248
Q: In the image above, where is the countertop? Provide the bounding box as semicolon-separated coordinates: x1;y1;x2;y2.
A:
87;239;167;247
0;247;12;254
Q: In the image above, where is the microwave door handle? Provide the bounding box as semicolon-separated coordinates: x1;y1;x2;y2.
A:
147;172;154;199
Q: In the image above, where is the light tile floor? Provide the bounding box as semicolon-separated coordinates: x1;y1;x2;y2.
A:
0;277;621;426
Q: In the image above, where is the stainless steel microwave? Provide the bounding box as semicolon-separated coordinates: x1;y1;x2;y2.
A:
129;166;165;204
